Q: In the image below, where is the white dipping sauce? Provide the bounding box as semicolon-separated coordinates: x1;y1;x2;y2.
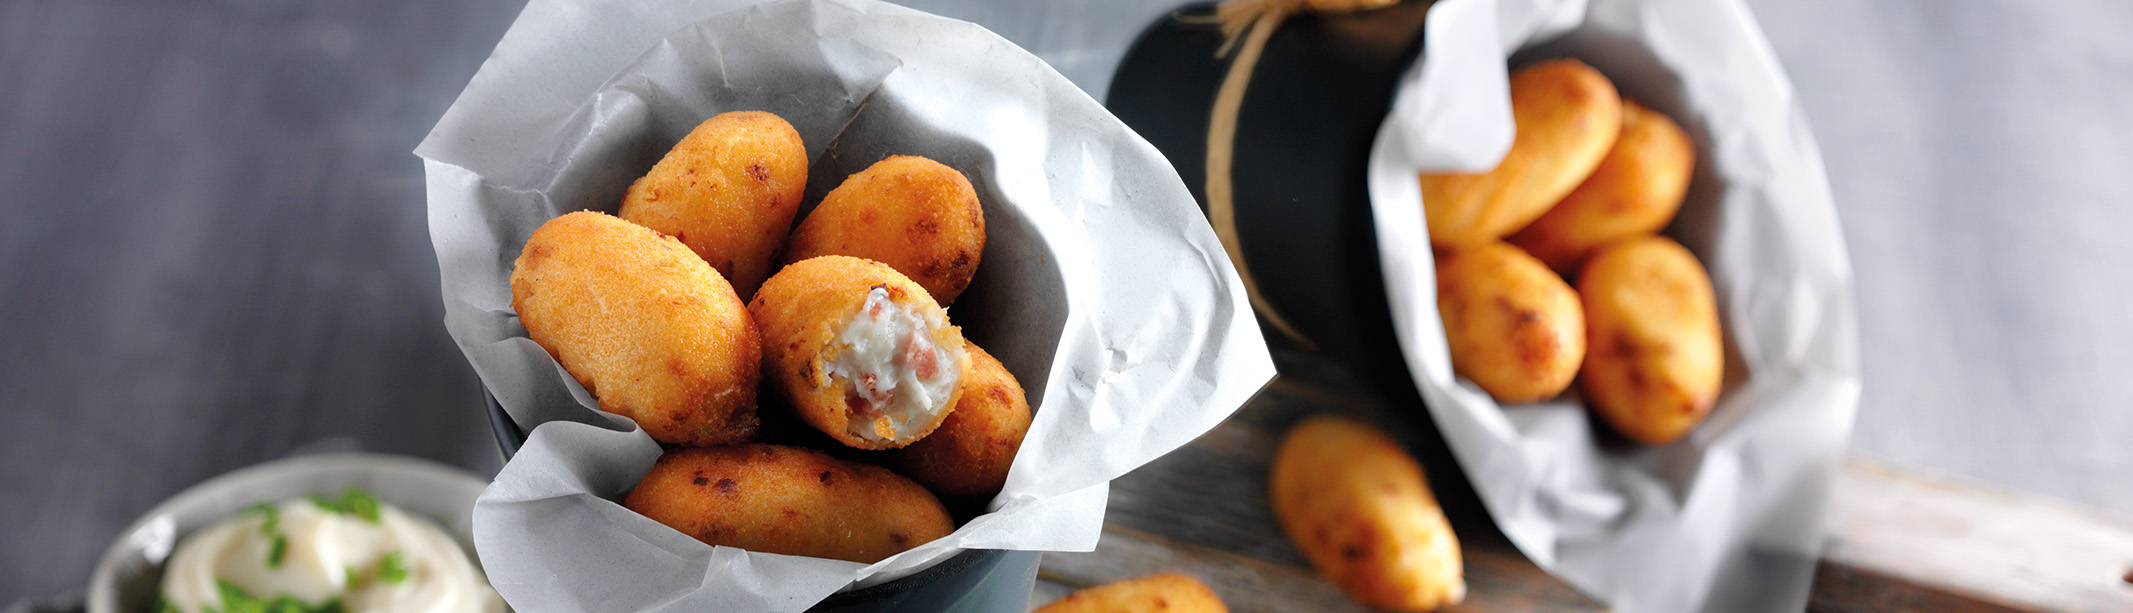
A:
159;495;504;613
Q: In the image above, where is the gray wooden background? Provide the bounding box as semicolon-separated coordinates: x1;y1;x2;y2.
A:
4;0;2130;605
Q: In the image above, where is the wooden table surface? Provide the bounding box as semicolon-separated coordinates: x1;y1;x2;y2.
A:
1030;350;2133;612
6;0;2133;609
1031;350;1603;612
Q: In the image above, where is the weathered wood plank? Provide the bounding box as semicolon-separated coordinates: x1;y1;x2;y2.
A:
1040;350;1602;611
1063;350;2133;611
1808;562;2031;613
1038;525;1368;612
1818;459;2133;613
1035;524;1601;613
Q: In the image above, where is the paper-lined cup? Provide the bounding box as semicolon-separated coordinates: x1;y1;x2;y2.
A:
1364;0;1860;609
417;0;1275;610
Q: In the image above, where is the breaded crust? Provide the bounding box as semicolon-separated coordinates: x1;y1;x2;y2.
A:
1510;101;1696;273
783;155;985;304
749;255;969;450
620;110;808;299
1577;236;1722;445
509;211;760;446
1421;59;1621;246
1034;572;1229;613
890;341;1031;502
1435;242;1586;403
1270;417;1465;612
624;444;954;564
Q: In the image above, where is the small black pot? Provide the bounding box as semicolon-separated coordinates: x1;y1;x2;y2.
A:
1105;2;1500;522
1106;1;1434;396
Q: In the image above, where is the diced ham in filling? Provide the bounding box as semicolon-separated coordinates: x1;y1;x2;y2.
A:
823;286;959;444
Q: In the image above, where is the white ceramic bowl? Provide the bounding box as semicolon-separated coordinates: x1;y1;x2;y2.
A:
85;453;489;613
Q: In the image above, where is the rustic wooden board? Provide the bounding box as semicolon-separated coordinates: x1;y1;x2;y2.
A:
1032;350;1603;611
1036;350;2133;612
1813;460;2133;613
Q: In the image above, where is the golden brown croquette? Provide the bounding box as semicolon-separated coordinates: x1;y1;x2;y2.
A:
621;110;808;299
510;211;760;446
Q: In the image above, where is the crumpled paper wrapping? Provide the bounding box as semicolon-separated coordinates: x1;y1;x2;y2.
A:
414;0;1274;609
1365;0;1861;610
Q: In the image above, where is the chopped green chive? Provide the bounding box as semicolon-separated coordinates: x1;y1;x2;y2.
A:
217;579;251;606
245;502;281;536
376;550;407;584
342;489;380;523
266;534;288;568
306;488;382;524
208;579;345;613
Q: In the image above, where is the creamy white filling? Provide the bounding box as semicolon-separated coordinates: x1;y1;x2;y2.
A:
823;286;959;443
160;498;505;613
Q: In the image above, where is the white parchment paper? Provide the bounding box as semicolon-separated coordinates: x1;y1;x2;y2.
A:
1367;0;1860;610
415;0;1274;610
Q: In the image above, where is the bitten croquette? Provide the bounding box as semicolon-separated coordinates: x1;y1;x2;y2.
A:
750;256;969;450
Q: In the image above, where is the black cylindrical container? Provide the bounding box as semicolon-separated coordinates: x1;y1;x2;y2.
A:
483;391;1040;612
1106;1;1432;396
1106;2;1497;517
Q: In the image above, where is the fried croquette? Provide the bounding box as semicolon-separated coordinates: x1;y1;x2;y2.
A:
509;211;760;446
890;340;1030;503
620;110;808;299
1510;101;1696;273
750;255;969;450
782;155;985;304
1578;236;1723;445
1034;572;1229;613
1271;417;1465;612
624;444;954;564
1435;242;1585;403
1421;59;1621;247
